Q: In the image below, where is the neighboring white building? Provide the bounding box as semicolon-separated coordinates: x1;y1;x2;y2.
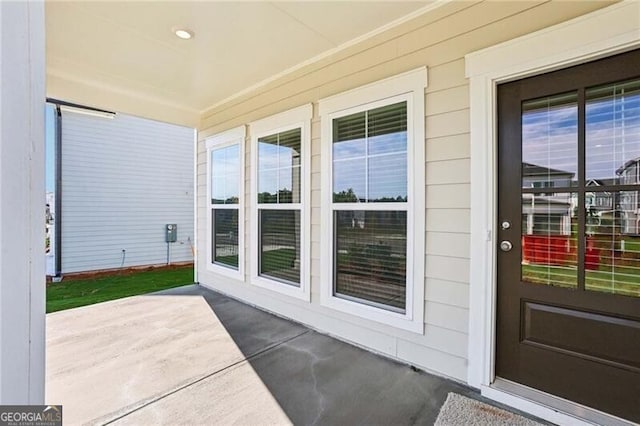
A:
53;107;194;274
617;157;640;235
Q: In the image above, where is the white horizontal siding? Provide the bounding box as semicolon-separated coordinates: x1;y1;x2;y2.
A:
61;112;194;273
195;0;612;383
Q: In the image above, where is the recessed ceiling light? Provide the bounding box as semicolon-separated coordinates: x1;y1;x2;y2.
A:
173;28;193;40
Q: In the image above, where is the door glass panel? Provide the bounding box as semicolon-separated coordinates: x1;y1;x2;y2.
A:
585;190;640;297
522;93;578;189
586;79;640;183
521;192;577;288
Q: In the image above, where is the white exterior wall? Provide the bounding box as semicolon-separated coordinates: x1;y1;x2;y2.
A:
0;1;46;403
61;112;194;273
196;1;613;383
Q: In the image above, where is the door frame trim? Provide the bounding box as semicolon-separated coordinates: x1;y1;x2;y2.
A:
465;1;640;424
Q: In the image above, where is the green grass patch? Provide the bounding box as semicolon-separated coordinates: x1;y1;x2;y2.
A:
214;254;239;268
522;264;640;297
260;248;296;272
47;266;194;313
622;238;640;253
260;248;299;284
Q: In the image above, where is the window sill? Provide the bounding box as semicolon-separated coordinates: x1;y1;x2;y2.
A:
251;275;310;302
206;262;244;281
320;291;424;334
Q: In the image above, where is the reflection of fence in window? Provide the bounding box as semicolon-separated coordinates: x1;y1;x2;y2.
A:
214;233;238;256
259;210;300;285
335;210;407;311
521;192;578;288
213;209;239;268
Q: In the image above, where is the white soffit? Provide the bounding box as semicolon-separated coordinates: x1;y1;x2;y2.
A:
45;1;436;125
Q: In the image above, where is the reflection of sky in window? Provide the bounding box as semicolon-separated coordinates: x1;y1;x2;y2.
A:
334;159;366;199
522;81;640;184
586;83;640;181
333;137;365;159
522;98;577;184
369;152;407;201
211;144;239;203
258;141;279;170
257;130;301;202
369;132;407;155
333;131;407;201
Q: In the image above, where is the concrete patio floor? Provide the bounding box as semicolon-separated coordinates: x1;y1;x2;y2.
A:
46;284;528;425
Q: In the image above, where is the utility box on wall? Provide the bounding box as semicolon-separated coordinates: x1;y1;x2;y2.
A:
165;224;177;243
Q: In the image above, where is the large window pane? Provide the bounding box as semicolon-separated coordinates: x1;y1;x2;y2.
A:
334;210;407;311
521;192;577;288
211;144;240;204
333;102;408;203
584;190;640;298
257;128;301;204
212;209;239;269
259;210;300;285
586;79;640;183
522;93;578;189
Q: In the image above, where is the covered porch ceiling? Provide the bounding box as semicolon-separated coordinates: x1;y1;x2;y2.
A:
46;1;436;127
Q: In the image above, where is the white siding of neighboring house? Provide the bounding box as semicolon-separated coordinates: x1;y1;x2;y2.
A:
196;1;614;382
61;111;194;274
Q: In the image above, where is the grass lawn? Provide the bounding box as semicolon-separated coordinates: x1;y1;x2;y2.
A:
260;248;299;283
217;249;299;284
47;265;194;313
522;264;640;297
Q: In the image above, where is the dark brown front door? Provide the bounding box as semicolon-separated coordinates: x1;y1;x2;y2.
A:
497;49;640;423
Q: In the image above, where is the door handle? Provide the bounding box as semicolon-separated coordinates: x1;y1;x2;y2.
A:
500;241;513;252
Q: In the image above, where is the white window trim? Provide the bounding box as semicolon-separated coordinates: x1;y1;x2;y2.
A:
319;68;427;334
465;2;640;424
206;125;246;281
249;104;312;301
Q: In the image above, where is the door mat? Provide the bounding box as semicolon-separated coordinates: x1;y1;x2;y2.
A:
435;393;544;426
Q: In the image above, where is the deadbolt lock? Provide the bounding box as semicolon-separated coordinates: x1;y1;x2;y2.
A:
501;221;511;230
500;241;513;252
